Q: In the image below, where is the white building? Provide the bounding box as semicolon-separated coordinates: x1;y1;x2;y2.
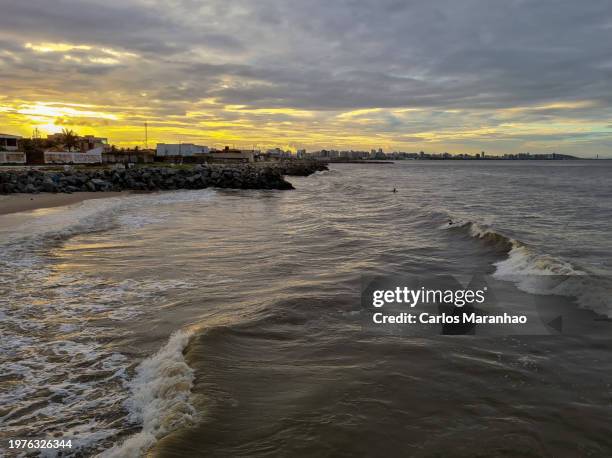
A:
0;133;21;151
156;143;209;156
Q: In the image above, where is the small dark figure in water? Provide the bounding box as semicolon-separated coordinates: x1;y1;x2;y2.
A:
448;219;453;225
392;188;397;193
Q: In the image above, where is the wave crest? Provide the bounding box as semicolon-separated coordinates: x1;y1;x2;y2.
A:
448;219;612;316
99;330;196;457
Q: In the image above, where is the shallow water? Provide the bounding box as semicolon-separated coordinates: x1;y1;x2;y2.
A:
1;161;611;457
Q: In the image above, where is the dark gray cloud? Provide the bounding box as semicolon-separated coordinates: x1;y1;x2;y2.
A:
1;0;611;110
0;0;611;154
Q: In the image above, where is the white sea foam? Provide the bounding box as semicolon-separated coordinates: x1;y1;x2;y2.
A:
494;243;582;278
313;169;338;176
453;220;612;317
493;245;612;316
0;189;217;255
99;330;197;458
1;271;193;455
0;189;212;456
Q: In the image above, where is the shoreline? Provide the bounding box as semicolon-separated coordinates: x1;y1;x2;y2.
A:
0;192;131;216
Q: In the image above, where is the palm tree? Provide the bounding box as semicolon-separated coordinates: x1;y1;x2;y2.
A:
61;128;78;152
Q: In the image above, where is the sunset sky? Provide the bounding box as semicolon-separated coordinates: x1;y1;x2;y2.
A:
1;0;611;156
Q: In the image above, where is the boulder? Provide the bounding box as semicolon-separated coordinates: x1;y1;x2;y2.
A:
0;164;303;194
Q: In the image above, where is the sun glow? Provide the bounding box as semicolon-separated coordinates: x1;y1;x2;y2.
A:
17;103;118;120
1;94;610;153
0;101;122;136
25;42;92;53
24;42;138;65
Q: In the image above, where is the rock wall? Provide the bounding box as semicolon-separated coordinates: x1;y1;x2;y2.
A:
0;164;300;194
271;160;329;176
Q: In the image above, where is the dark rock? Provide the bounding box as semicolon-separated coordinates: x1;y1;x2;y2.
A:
42;181;57;193
0;163;315;194
273;160;328;176
90;178;111;191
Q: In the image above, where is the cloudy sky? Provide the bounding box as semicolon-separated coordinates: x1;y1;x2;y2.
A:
1;0;611;156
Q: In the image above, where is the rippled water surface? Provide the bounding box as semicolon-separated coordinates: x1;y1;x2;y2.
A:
1;161;611;457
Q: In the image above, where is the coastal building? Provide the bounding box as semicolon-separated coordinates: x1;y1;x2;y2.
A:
46;133;108;152
0;133;25;164
265;148;292;160
79;135;108;152
210;146;256;163
156;143;209;157
0;133;21;151
349;150;369;160
315;149;340;159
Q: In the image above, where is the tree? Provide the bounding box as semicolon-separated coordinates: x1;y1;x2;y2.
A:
61;128;78;151
18;138;30;153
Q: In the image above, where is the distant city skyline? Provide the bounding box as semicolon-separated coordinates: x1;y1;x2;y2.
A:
1;1;612;157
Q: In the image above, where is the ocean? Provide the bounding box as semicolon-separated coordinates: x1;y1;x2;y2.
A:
1;160;611;457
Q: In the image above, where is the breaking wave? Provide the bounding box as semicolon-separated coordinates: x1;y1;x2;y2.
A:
99;330;197;457
312;169;339;176
0;190;214;456
447;220;612;317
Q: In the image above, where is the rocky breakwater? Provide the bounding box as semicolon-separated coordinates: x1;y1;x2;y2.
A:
0;164;296;194
272;160;329;176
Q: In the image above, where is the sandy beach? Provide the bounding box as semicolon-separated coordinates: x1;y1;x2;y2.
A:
0;192;130;216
